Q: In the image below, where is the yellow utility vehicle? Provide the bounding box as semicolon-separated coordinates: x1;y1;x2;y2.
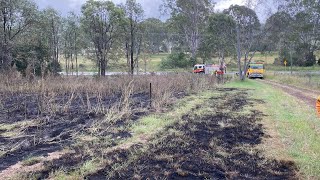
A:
246;63;264;79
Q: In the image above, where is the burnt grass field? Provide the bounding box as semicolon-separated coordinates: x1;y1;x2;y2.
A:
86;89;298;179
0;74;298;179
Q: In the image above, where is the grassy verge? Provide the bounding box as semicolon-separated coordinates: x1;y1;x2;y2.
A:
265;71;320;90
226;80;320;179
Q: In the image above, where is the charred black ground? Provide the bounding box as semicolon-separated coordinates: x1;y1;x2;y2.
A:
0;88;298;179
86;89;297;179
0;92;150;172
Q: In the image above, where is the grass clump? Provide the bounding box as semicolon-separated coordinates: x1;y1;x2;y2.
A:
21;156;42;166
49;159;102;180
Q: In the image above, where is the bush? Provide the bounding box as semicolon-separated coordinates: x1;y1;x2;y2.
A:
305;52;316;67
278;44;316;67
160;52;192;69
79;64;86;69
47;61;62;75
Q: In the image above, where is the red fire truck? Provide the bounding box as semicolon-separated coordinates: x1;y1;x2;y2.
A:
193;64;225;75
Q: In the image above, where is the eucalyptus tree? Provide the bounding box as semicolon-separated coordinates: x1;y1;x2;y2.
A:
264;11;294;64
121;0;144;75
0;0;37;71
42;8;62;74
162;0;214;65
142;18;166;54
81;0;125;76
62;12;82;76
200;13;236;65
11;7;62;76
163;18;187;54
224;5;261;80
281;0;320;66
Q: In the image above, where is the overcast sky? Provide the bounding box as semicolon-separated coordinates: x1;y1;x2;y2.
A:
35;0;273;21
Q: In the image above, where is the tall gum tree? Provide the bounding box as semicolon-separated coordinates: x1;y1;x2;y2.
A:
81;0;125;76
224;5;261;80
0;0;37;71
281;0;320;66
62;12;82;76
121;0;144;75
142;18;166;54
13;8;62;76
162;0;214;65
200;13;236;67
43;8;61;74
264;12;294;65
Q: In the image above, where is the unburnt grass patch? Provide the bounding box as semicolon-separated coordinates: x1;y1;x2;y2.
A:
85;89;298;179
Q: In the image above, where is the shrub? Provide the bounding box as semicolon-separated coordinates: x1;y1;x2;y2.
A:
79;64;86;69
47;61;62;75
278;44;316;67
160;52;192;69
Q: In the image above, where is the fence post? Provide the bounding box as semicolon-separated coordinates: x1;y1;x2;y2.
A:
149;82;152;108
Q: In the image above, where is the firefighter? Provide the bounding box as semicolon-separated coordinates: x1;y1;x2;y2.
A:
317;96;320;117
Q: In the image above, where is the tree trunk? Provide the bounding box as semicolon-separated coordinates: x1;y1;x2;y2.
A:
1;44;11;70
75;51;78;77
130;19;134;75
144;55;147;74
1;10;11;71
74;31;78;76
70;52;73;76
243;52;248;80
126;41;130;74
100;57;106;76
236;26;244;80
191;49;196;66
65;58;68;76
130;47;134;75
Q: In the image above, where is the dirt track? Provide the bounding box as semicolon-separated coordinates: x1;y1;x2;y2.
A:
261;79;319;107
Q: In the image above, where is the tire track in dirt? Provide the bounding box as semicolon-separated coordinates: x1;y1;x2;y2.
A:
260;79;318;107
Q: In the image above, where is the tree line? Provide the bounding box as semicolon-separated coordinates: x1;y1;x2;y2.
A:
0;0;319;79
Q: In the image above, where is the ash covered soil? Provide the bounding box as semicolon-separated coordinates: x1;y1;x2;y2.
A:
0;88;298;179
0;92;151;172
87;88;298;179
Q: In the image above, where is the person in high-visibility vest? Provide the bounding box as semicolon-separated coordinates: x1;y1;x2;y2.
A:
317;96;320;117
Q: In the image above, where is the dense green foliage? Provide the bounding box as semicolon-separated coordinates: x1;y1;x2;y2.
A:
160;52;192;69
265;1;320;66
